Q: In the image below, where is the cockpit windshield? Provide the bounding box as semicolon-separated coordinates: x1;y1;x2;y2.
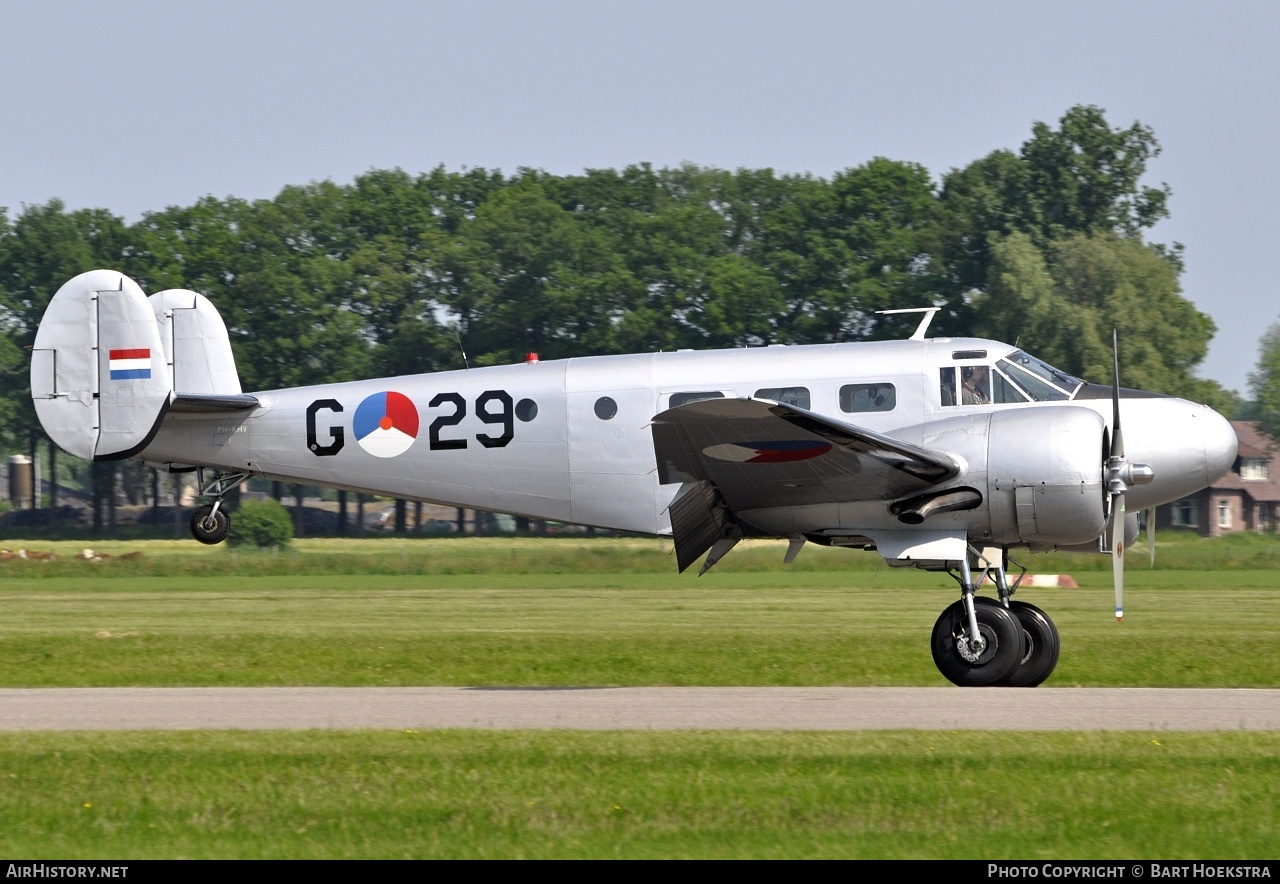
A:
996;351;1082;402
940;350;1084;407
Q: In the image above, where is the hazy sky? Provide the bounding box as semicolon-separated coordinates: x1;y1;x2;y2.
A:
1;0;1274;393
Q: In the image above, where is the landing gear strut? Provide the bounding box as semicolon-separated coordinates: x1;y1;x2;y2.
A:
189;469;251;545
931;548;1060;687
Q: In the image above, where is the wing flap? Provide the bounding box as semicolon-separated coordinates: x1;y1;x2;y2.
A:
666;480;735;572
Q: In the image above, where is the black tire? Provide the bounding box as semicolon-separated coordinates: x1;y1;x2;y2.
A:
931;598;1025;687
970;597;1061;687
190;504;230;545
1003;601;1060;687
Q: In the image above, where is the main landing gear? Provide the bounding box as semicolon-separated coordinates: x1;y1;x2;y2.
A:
930;550;1061;687
189;469;252;545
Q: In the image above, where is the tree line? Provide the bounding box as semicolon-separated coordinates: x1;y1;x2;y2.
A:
0;105;1247;533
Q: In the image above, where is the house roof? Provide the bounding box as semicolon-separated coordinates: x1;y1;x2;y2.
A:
1209;421;1280;502
1232;420;1279;460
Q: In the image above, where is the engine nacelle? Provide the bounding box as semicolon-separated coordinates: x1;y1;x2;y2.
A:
1051;511;1140;555
985;406;1107;546
898;406;1107;547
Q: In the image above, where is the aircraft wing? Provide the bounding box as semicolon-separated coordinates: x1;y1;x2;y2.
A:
651;398;961;569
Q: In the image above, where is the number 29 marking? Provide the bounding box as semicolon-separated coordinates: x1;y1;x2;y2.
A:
428;389;514;451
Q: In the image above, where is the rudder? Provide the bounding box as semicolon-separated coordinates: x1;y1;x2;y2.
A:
31;270;172;461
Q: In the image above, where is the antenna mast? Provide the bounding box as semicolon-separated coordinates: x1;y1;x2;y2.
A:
876;307;941;341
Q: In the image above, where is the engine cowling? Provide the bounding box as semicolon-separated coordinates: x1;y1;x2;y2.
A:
984;406;1107;546
895;405;1107;548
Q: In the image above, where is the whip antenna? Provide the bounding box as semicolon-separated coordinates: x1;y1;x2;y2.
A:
455;328;469;370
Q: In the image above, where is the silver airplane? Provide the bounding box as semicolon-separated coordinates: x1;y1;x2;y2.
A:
30;270;1238;687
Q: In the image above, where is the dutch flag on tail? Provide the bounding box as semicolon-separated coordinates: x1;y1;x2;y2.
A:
108;348;152;380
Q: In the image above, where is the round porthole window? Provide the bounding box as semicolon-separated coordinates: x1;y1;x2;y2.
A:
515;398;538;422
594;396;617;420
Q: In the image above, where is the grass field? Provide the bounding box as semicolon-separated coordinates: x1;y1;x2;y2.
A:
1;535;1277;687
0;534;1277;858
1;730;1275;859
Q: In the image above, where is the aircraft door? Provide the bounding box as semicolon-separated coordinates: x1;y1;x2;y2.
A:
566;355;663;534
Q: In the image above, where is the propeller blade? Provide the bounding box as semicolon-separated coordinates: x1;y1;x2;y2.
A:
1110;329;1124;620
1110;329;1124;460
1146;507;1156;566
1111;492;1125;621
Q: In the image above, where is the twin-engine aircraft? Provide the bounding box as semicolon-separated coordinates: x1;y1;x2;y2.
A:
31;270;1238;687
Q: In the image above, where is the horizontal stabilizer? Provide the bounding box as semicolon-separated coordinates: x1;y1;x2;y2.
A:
170;393;260;413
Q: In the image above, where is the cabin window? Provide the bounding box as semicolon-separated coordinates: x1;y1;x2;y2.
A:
593;396;617;420
939;368;957;406
1241;459;1269;481
515;398;538;422
1172;499;1198;528
840;383;896;413
669;391;725;408
755;386;810;409
959;366;991;404
940;366;990;406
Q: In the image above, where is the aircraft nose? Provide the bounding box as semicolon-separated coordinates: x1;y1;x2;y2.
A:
1200;406;1238;486
1165;402;1238;497
1124;399;1237;509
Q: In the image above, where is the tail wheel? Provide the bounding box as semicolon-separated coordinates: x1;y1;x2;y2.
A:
930;599;1024;687
190;504;230;545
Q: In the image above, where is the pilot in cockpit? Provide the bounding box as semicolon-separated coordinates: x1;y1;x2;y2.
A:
961;366;990;405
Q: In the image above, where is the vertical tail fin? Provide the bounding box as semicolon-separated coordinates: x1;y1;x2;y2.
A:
31;270;173;461
149;288;242;396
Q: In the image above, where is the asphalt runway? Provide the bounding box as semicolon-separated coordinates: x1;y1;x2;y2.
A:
0;687;1276;731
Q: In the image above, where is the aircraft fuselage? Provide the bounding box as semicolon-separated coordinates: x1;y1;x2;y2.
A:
140;337;1237;548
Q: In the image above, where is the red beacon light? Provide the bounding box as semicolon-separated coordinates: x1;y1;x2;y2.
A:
525;352;539;364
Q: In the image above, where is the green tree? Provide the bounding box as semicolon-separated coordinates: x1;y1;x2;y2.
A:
338;168;479;376
940;104;1176;300
822;158;946;340
0;200;132;351
1020;104;1171;239
543;163;725;352
430;180;639;365
1248;321;1280;442
134;189;373;391
0;201;132;519
0;209;26;448
973;231;1235;411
